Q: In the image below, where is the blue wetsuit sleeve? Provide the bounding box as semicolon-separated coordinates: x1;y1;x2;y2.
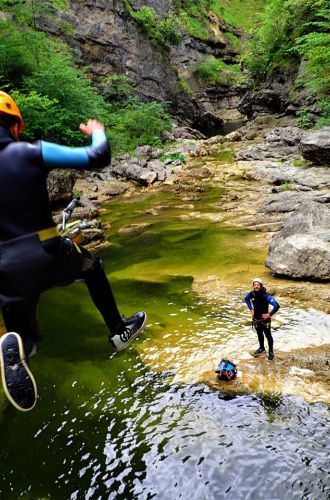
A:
266;295;280;316
245;292;253;310
41;130;110;170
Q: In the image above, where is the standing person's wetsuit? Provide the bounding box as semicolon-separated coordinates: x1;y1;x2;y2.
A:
0;91;146;411
245;278;279;361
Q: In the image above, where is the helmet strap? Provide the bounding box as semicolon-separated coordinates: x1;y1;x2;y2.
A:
9;122;20;139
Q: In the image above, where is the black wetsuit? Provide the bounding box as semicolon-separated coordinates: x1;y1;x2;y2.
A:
0;126;124;354
245;288;280;353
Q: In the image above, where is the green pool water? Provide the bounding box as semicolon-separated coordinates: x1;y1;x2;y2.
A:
0;183;329;499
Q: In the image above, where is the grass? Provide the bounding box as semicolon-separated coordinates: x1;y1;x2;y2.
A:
211;0;266;31
293;159;312;168
195;57;244;86
282;180;295;190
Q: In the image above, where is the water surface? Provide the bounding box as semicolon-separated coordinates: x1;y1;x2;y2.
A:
0;169;329;499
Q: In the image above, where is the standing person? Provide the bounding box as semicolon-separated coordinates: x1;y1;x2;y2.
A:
245;278;280;361
0;91;146;412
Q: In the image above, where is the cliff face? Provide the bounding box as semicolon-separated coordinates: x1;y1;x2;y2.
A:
44;0;242;130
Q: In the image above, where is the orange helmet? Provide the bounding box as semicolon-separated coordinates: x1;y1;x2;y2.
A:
0;91;24;132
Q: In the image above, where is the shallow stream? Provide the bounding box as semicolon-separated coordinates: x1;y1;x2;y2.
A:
0;153;329;499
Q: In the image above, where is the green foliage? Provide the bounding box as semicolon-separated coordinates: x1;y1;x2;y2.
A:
244;0;299;80
282;180;294;190
195;57;243;86
99;74;134;100
316;100;330;128
0;21;46;85
160;151;187;163
18;42;109;143
178;9;209;40
177;73;193;96
157;14;182;45
1;0;68;30
107;100;172;156
296;108;313;129
293;159;312;167
295;31;330;95
246;0;330;92
131;6;156;32
211;0;266;31
0;1;173;152
11;90;61;139
224;32;240;51
128;5;182;46
174;0;265;40
245;0;330;124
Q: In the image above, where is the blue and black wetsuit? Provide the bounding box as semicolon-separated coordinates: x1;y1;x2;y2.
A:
0;126;123;354
245;288;280;353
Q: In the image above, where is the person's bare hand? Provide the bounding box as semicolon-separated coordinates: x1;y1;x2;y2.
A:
262;313;271;320
250;308;254;316
79;119;105;136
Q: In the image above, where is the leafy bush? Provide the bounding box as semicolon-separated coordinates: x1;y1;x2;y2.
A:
178;9;209;40
316;100;330;128
127;5;181;46
107;100;172;156
195;57;243;85
10;90;62;140
131;6;157;32
0;3;173;153
246;0;330;90
245;0;330;126
295;31;330;96
98;74;134;100
157;14;182;45
296;108;313;129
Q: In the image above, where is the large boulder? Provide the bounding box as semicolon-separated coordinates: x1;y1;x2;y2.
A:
47;170;76;203
265;202;330;280
300;127;330;165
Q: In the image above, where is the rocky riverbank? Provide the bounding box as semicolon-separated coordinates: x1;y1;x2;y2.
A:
52;114;329;309
234;124;330;281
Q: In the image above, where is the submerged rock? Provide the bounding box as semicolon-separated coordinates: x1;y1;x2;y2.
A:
265;202;330;280
118;223;151;236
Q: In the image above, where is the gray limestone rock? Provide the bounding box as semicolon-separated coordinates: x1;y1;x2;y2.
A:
139;171;158;185
105;182;128;196
265;202;330;280
47;170;76;202
300;127;330;165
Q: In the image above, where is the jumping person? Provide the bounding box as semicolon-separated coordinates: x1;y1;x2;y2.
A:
245;278;280;361
0;91;147;411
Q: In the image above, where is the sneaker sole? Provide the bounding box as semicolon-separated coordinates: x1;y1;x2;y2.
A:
251;351;266;358
0;332;37;412
115;312;147;352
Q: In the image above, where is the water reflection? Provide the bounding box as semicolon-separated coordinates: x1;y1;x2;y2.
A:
0;175;329;499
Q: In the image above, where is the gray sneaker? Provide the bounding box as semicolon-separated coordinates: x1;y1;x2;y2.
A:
268;352;275;361
252;348;266;357
109;312;147;351
0;332;37;411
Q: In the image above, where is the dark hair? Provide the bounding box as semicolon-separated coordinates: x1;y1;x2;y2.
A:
0;113;19;129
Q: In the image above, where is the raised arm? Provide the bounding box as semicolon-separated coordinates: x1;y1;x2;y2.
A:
41;119;111;170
